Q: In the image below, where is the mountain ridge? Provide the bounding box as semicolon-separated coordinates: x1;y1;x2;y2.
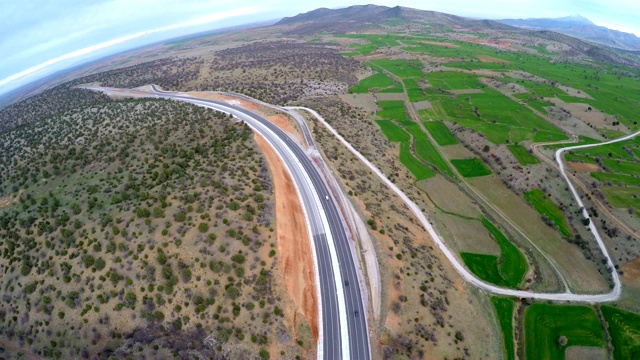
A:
497;15;640;50
275;4;515;34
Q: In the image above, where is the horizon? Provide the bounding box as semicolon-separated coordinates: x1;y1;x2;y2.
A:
2;0;640;97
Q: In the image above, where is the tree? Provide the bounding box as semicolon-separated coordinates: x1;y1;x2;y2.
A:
558;335;568;346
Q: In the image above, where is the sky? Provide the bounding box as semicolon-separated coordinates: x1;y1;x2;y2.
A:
1;0;639;96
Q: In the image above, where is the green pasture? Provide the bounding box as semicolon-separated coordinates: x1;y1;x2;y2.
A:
492;297;515;360
375;120;410;142
507;145;540;165
601;306;640;360
523;189;572;238
451;158;492;177
524;304;605;360
424;121;458;146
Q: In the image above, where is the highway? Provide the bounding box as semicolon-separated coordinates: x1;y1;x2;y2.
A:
83;85;370;360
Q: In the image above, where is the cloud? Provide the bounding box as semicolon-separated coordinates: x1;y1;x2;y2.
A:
0;6;261;92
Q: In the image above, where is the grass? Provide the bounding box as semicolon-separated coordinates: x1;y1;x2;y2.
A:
492;297;515;360
524;304;605;360
482;218;527;286
507;145;540;165
461;253;503;284
402;123;454;176
451;158;492;177
368;58;424;78
376;100;410;122
375;120;410;142
427;71;484;90
399;142;436;180
460;218;527;288
348;72;395;93
601;306;640;360
523;189;572;238
590;172;640;187
431;87;567;144
601;187;640;209
424;121;459;146
404;79;428;102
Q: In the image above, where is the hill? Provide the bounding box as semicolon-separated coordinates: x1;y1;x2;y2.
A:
276;5;514;34
498;15;640;51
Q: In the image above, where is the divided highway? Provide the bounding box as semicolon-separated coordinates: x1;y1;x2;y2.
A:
84;85;370;360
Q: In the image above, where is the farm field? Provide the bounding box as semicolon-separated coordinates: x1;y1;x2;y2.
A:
524;304;605;360
507;144;540;165
460;217;527;288
375;120;410;142
491;297;515;360
399;141;436;180
349;71;395;93
523;189;572;238
569;135;640;213
601;306;640;360
451;158;492;177
424;121;459;146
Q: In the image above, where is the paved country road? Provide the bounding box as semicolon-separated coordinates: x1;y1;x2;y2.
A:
82;85;370;360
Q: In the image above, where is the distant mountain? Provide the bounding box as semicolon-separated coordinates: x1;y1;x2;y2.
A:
498;15;640;51
275;5;514;34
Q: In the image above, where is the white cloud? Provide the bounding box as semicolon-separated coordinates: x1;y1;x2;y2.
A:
0;6;261;93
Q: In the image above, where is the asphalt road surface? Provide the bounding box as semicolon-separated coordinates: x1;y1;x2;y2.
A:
142;86;370;360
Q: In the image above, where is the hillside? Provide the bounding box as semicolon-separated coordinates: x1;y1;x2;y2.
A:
498;15;640;51
276;5;514;34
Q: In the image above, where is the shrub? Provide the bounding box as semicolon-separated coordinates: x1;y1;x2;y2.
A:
82;255;95;268
231;254;246;264
175;212;186;222
198;223;209;233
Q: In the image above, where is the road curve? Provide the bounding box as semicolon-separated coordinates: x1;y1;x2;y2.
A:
82;85;370;360
293;106;625;303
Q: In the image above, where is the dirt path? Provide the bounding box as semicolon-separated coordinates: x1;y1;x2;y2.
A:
531;140;640;240
253;133;319;341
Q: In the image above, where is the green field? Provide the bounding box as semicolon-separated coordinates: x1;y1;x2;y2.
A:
525;304;605;360
404;78;428;102
368;58;424;78
492;297;515;360
601;306;640;360
461;218;527;288
399;141;436;180
451;158;492;177
402;122;454;176
375;120;410;142
349;72;395;93
591;172;640;187
424;121;459;145
601;187;640;209
524;189;572;237
431;87;567;144
507;145;540;165
427;71;484;90
376;100;410;122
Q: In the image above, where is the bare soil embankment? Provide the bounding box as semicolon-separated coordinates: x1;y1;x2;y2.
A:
254;133;319;341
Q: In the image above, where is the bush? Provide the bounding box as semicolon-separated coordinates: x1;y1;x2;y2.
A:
175;212;186;222
94;258;106;271
82;255;95;268
231;254;246;264
198;222;209;233
135;207;150;218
